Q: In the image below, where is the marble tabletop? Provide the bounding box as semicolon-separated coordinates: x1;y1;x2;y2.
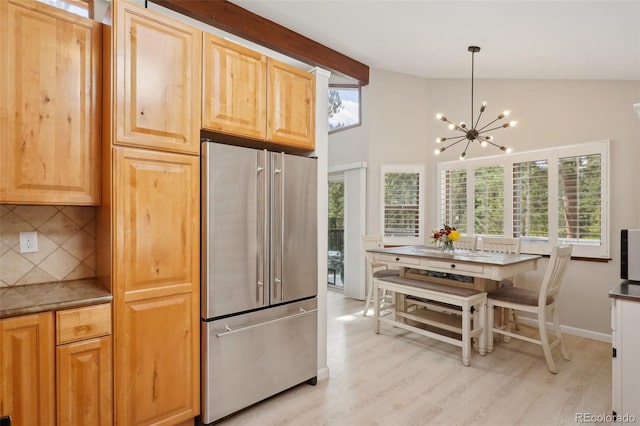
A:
0;278;112;319
367;245;541;266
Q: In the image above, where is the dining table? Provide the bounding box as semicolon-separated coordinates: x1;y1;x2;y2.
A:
366;244;541;292
365;244;542;364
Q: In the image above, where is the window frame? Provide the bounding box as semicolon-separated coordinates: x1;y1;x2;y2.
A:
380;164;425;246
436;140;610;258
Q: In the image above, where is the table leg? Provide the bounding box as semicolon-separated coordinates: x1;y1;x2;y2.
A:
373;279;380;334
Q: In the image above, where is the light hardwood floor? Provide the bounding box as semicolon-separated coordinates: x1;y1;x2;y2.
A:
214;289;611;425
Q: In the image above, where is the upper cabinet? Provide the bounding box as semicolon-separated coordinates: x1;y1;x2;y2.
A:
114;1;201;155
267;59;316;150
202;34;315;150
202;34;267;140
0;0;101;205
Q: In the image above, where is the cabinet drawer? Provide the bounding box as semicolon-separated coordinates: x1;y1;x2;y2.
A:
56;304;111;345
375;254;420;266
428;260;484;275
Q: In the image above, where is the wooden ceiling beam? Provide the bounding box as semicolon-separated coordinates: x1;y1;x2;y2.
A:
151;0;369;85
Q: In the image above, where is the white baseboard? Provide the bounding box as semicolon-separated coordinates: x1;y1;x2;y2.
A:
517;317;611;343
317;366;330;381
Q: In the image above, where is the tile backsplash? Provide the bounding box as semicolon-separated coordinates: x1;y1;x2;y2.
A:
0;205;96;287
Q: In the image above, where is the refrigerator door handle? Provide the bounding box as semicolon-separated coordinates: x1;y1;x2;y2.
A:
257;151;268;306
215;309;319;338
271;152;285;303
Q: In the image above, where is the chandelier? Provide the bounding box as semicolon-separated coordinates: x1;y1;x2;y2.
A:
434;46;517;159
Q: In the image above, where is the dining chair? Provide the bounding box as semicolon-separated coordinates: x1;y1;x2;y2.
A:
456;235;477;250
477;236;521;255
487;245;573;373
362;235;399;317
478;236;521;328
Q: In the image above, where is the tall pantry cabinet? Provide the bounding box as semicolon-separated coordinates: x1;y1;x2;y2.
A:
98;1;201;425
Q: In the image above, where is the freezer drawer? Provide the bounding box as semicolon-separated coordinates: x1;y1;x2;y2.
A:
201;298;317;424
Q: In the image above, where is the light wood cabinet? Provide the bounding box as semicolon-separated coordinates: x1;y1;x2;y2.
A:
112;146;200;425
267;58;316;150
55;304;112;426
0;0;101;205
202;33;267;140
0;312;55;426
201;33;315;150
115;1;201;155
99;3;202;424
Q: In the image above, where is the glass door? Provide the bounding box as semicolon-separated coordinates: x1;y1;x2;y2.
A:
328;174;344;289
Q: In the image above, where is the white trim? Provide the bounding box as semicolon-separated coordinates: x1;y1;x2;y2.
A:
343;168;367;300
328;162;367;173
316;366;330;382
311;66;330;384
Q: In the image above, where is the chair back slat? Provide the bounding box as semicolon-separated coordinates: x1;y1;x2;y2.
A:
539;245;573;306
456;235;477;250
477;237;521;254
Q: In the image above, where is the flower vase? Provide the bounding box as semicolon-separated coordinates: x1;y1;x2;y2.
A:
441;240;455;254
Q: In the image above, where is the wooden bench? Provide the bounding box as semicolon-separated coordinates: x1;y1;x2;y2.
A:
373;275;487;366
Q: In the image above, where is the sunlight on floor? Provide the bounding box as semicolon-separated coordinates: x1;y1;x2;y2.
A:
335;311;365;321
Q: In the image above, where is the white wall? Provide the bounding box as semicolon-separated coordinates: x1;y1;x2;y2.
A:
330;70;640;337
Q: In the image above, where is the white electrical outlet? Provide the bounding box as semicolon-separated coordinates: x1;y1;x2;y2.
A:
19;231;38;253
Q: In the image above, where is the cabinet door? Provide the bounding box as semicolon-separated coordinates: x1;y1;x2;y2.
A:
615;299;640;418
202;33;267;140
267;59;315;150
113;147;200;424
0;312;55;426
57;336;112;426
115;1;201;155
0;0;101;205
118;293;197;425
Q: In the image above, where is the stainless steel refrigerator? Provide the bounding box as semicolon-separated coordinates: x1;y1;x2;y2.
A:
200;141;318;424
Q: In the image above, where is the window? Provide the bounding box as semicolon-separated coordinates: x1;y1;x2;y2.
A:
328;85;361;133
557;154;603;245
474;166;504;236
439;169;467;233
380;164;425;245
513;160;549;244
437;141;609;258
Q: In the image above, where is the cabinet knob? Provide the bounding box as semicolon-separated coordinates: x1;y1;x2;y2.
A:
450;264;456;269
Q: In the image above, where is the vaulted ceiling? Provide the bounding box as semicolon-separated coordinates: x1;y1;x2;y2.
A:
230;0;640;83
155;1;640;86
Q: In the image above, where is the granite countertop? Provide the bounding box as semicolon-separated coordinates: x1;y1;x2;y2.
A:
0;278;112;319
609;280;640;302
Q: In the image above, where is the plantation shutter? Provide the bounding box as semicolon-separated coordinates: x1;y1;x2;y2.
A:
439;169;467;233
558;153;602;245
383;172;420;238
474;165;504;236
513;160;549;241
